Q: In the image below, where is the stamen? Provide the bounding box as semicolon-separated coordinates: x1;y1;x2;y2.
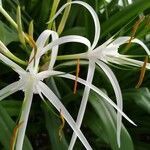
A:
135;56;148;88
58;109;65;141
146;16;150;27
73;59;80;94
25;33;37;65
10;121;24;150
127;16;145;48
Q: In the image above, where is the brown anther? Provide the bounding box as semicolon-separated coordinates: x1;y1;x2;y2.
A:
25;33;37;65
135;56;148;88
73;59;80;94
127;16;145;48
10;121;24;150
146;16;150;27
58;109;65;141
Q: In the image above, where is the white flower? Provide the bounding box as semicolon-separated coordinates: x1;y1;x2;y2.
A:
0;30;94;150
51;1;150;149
89;36;150;68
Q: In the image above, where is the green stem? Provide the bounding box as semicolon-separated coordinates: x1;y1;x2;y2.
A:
17;6;26;46
7;53;27;65
0;5;18;29
0;5;35;65
56;53;87;60
47;0;60;30
0;6;29;41
28;20;34;38
57;0;72;35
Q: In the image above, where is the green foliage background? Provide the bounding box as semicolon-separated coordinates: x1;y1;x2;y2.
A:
0;0;150;149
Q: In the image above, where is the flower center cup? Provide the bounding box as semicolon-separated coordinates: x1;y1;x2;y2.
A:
19;72;40;93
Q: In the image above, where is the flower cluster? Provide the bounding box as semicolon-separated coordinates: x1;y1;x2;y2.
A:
0;1;150;150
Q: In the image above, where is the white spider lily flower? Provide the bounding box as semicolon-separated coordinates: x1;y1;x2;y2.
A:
0;30;94;150
52;1;150;149
82;24;150;149
81;26;150;149
89;36;150;68
52;1;123;149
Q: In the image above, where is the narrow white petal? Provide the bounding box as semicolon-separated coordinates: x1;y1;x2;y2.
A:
102;37;131;55
110;36;130;46
58;73;136;126
0;53;25;74
36;70;62;80
96;60;122;147
0;81;22;101
90;36;114;58
27;30;59;73
131;38;150;55
36;84;44;100
108;36;150;56
49;1;100;50
46;31;60;70
107;56;150;69
94;36;114;50
36;30;58;49
16;81;34;150
48;43;59;70
40;35;91;56
69;61;95;150
0;0;2;6
37;81;92;150
28;30;54;63
35;30;59;70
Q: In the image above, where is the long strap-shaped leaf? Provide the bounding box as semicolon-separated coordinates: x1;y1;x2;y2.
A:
96;60;123;147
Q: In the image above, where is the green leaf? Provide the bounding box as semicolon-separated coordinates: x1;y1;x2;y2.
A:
62;27;86;37
87;91;134;150
0;100;21;116
0;104;32;150
42;76;68;149
34;0;52;30
123;88;150;114
0;21;18;45
42;103;68;150
101;0;150;37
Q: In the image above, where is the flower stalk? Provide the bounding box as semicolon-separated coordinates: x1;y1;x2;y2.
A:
47;0;60;30
16;6;26;46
